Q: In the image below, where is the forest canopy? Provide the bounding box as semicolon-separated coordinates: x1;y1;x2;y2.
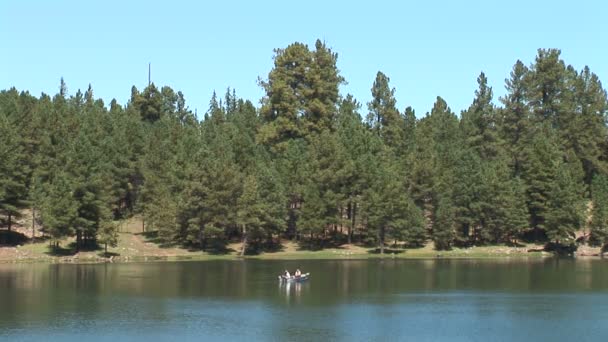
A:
1;41;607;254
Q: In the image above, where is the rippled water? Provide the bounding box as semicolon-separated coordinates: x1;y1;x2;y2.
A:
1;258;607;341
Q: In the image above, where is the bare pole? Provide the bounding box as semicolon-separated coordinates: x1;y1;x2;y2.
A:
148;63;151;87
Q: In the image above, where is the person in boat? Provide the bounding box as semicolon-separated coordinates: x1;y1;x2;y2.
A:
284;270;291;279
294;269;302;277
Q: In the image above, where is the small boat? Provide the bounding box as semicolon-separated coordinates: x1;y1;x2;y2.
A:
278;273;310;282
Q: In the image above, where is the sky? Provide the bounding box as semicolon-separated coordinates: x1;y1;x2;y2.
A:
1;0;607;118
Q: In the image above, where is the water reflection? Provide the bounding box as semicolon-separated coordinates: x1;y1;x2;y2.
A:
1;259;608;341
278;279;305;304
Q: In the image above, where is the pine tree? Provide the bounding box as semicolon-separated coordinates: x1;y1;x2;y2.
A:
0;108;28;231
479;156;528;244
521;126;562;239
426;97;460;244
590;174;608;250
566;66;608;184
298;179;328;244
400;106;417;163
98;220;118;256
237;175;263;255
452;147;483;245
336;95;367;244
433;195;456;250
273;138;309;240
408;116;436;210
499;60;531;176
39;170;77;246
133;84;163;123
236;158;288;255
362;152;425;254
258;40;343;149
545;152;586;246
461;72;500;160
252;156;288;247
183;115;241;250
501;176;529;244
367;71;403;149
526;49;568;127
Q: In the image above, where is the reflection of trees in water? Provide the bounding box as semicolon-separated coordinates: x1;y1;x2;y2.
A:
279;280;303;304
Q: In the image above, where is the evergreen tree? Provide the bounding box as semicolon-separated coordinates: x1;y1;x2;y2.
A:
479;156;528;244
408;116;436;210
237;175;263;255
274;138;309;239
132;84;163;123
521;126;562;239
39;170;77;246
0;108;28;231
258;40;343;149
400;106;417;163
98;220;119;256
1;43;608;256
426;97;460;243
499;60;531;176
461;72;500;159
526;49;568;127
501;176;529;244
590;174;608;249
545;153;586;246
336;95;367;243
452;148;483;244
367;71;403;149
362;153;424;253
433;195;456;250
567;66;608;184
236;155;287;254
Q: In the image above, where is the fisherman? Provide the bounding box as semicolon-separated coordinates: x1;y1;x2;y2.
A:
284;270;291;279
294;268;301;277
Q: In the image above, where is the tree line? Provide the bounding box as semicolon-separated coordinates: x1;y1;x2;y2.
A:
1;40;608;255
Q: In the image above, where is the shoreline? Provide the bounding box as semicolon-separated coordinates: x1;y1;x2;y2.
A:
2;217;602;264
0;242;567;265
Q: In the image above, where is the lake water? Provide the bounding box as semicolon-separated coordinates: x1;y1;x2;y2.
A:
1;258;608;341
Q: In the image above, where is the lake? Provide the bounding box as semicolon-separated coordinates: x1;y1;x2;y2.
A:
1;258;608;341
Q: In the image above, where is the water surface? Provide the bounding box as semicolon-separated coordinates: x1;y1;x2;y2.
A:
1;259;607;341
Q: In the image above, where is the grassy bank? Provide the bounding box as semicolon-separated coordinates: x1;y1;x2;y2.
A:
0;217;595;264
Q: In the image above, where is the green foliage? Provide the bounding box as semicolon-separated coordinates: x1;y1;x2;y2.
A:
1;42;607;255
545;154;586;244
361;151;425;252
479;157;529;244
433;195;456;250
521;127;562;235
452;148;483;243
259;40;344;149
0;107;29;229
460;72;500;160
39;171;77;242
98;220;119;255
367;71;403;149
591;174;608;246
132;84;163;123
499;60;531;176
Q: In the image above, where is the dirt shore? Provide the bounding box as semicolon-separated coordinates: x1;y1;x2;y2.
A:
0;216;601;264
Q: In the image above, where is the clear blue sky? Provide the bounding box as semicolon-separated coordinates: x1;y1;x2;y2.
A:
1;0;606;117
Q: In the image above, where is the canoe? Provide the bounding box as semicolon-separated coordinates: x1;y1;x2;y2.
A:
278;273;310;282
